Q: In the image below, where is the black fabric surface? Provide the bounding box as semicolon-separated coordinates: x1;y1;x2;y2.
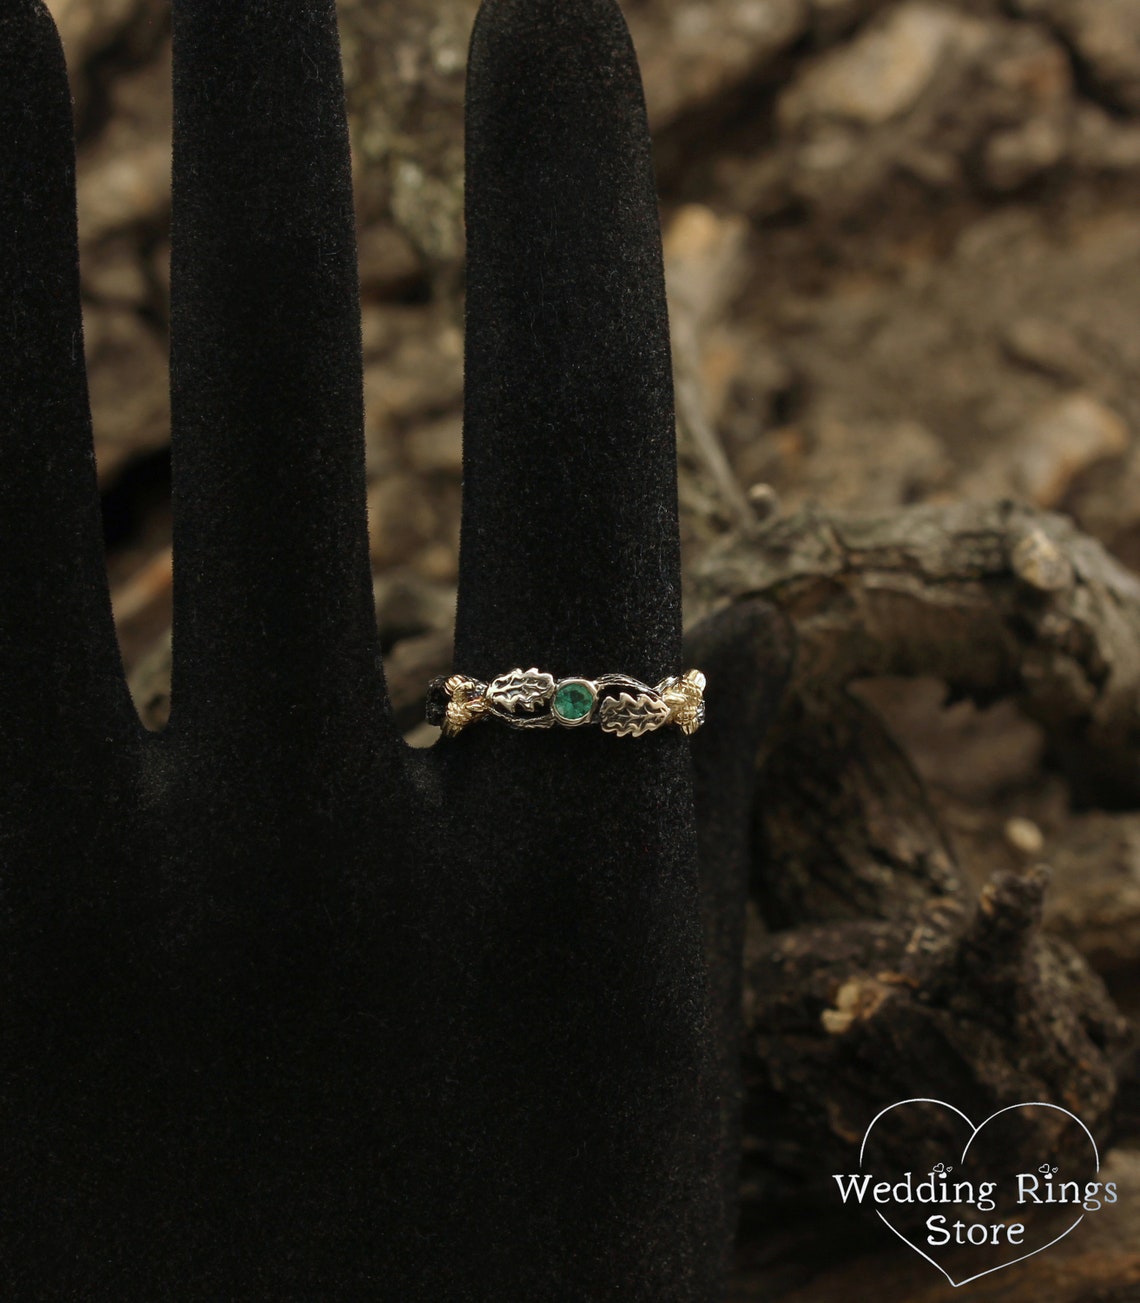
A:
0;0;779;1298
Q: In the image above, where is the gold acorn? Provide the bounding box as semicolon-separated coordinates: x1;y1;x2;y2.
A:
662;669;707;736
441;675;489;737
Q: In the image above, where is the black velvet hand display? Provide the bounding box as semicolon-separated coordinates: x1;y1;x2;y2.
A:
0;0;788;1298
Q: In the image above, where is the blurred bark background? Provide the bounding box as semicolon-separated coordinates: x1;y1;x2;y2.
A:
41;0;1140;1297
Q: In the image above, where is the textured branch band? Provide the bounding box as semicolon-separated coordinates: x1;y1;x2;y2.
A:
425;668;707;738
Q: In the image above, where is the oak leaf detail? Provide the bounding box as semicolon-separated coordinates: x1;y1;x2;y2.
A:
599;691;671;738
487;668;556;714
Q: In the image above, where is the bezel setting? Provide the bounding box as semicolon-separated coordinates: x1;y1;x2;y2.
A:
550;678;598;726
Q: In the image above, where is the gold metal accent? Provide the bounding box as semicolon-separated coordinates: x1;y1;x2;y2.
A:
442;674;489;738
662;669;707;736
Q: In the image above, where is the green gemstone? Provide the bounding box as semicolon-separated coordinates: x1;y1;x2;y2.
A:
552;680;596;723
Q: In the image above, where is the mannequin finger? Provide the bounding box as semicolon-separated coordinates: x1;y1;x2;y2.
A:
684;599;794;1267
169;0;390;750
454;0;681;685
0;1;137;764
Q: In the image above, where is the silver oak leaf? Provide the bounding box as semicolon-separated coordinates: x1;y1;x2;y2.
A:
487;667;556;714
599;691;672;738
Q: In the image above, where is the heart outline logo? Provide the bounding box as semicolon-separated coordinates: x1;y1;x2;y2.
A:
858;1098;1099;1288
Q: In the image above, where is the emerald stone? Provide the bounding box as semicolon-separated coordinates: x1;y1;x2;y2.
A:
552;680;596;724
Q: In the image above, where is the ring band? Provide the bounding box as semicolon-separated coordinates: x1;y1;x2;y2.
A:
426;667;706;738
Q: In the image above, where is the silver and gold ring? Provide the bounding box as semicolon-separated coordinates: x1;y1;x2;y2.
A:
426;667;706;738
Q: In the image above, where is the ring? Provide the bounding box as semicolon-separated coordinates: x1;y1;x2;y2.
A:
426;667;706;738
